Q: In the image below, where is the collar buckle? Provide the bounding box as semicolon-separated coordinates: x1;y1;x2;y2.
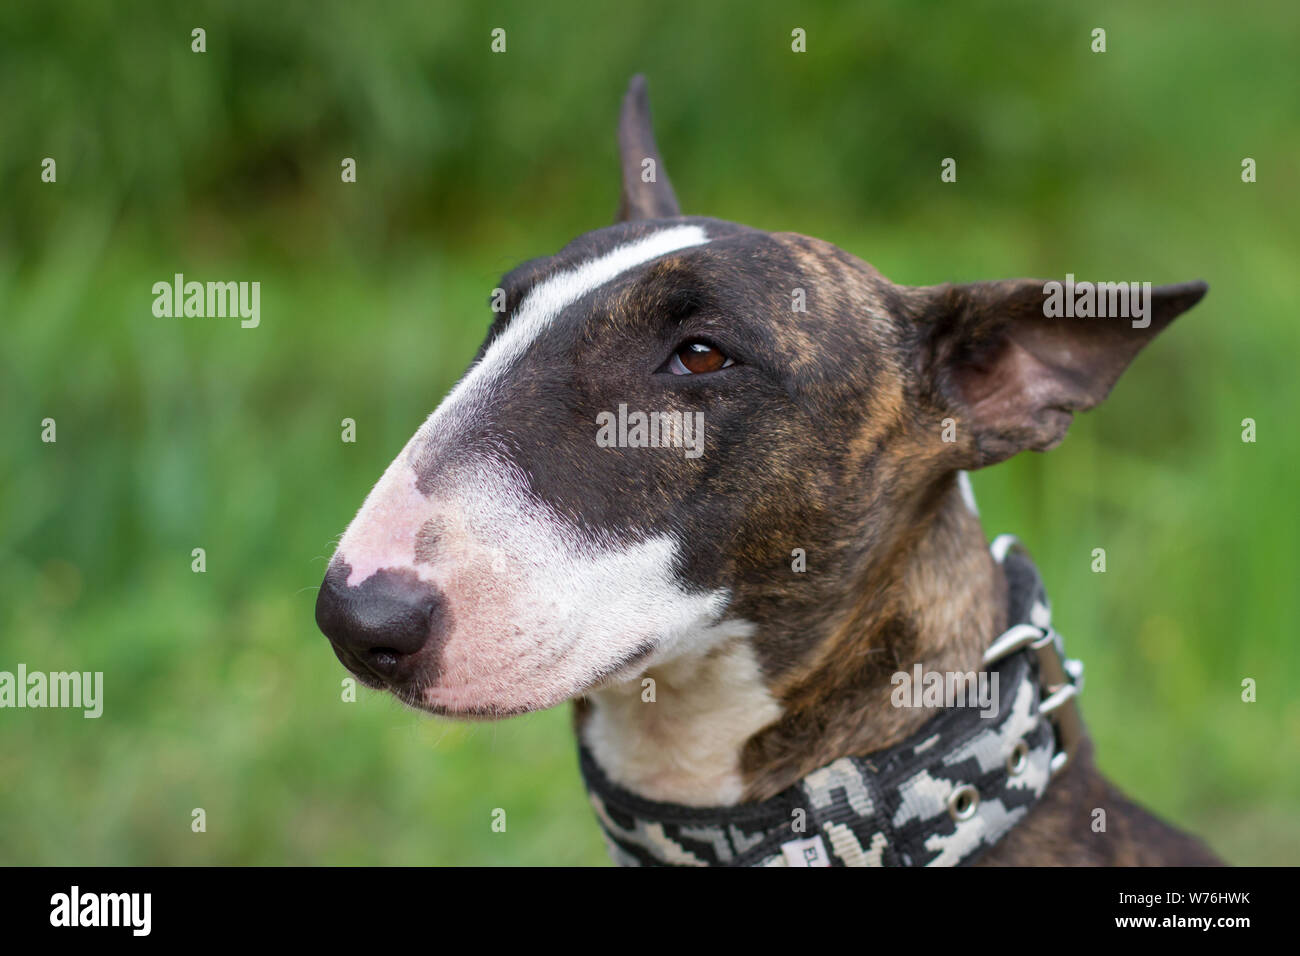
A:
984;623;1085;780
1032;629;1085;778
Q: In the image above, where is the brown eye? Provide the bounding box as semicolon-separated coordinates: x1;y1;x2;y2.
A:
668;340;734;375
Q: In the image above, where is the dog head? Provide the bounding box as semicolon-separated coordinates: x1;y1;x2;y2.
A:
315;76;1206;718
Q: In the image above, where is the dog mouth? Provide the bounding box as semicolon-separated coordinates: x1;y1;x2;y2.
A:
328;643;393;690
328;646;498;717
330;636;660;719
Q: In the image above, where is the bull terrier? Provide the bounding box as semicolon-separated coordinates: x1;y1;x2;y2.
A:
316;76;1219;866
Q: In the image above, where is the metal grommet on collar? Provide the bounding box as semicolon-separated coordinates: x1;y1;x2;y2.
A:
1007;740;1029;776
947;784;979;821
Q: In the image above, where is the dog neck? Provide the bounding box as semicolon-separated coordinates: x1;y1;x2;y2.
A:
578;472;1007;806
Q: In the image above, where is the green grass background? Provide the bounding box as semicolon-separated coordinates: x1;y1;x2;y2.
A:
1;0;1297;865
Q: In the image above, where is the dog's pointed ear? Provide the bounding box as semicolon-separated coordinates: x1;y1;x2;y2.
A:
909;278;1207;468
616;75;681;222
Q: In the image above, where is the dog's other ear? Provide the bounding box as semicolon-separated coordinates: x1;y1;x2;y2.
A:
616;74;681;222
910;278;1207;468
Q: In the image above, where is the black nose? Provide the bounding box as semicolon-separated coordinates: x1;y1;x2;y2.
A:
315;565;445;683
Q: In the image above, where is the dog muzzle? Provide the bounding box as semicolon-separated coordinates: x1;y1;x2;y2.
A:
578;535;1085;867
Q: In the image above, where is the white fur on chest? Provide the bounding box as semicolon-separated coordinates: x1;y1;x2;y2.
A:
582;634;783;806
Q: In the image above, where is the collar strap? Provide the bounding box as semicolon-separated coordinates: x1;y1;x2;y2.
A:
580;536;1085;867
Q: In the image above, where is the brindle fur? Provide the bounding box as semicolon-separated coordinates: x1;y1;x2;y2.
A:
567;77;1219;865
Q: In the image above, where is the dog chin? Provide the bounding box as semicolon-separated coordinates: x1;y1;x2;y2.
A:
399;682;572;720
403;695;538;721
383;644;661;720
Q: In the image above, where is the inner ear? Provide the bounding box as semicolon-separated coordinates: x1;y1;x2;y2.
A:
913;278;1208;468
616;75;682;222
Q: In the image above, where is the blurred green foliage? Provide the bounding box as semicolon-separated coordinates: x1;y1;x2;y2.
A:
1;0;1297;865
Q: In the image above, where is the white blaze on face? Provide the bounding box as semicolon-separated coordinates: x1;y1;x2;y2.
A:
419;224;712;455
336;448;439;588
330;224;728;712
426;457;727;712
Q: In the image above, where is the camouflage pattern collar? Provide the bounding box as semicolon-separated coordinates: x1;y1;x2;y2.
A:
579;536;1084;867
